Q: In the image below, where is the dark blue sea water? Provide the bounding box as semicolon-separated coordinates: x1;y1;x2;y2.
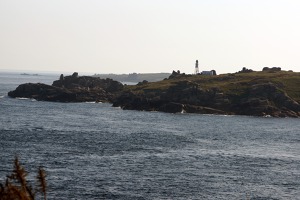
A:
0;72;299;200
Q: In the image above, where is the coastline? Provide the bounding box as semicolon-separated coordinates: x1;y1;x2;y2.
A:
6;70;300;118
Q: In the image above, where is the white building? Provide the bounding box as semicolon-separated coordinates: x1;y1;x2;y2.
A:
201;71;214;75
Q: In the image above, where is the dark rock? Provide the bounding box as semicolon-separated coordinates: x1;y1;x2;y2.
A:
72;72;79;78
262;67;281;72
137;80;148;86
8;73;124;103
184;104;228;115
234;83;300;117
238;67;253;73
159;102;183;113
211;70;217;75
52;73;123;93
112;80;300;117
8;70;300;118
168;70;185;79
8;83;112;102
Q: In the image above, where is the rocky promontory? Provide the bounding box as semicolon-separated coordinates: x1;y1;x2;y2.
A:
8;70;300;117
112;70;300;118
8;72;123;102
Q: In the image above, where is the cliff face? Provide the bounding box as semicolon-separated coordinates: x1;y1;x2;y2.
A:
234;83;300;117
113;71;300;117
8;73;123;103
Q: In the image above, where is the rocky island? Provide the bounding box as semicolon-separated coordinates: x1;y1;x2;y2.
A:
8;70;300;118
8;72;123;103
113;69;300;118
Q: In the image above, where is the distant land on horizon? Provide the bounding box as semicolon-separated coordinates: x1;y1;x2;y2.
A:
92;66;297;83
93;73;171;83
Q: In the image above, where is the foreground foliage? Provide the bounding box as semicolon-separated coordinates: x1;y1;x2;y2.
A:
0;157;46;200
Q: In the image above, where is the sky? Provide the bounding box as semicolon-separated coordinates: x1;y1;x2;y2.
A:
0;0;300;74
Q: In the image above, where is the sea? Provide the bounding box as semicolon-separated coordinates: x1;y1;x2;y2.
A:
0;72;299;200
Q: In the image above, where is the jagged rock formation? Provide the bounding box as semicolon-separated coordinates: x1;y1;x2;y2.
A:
234;83;300;117
113;81;300;117
262;67;281;72
113;71;300;117
53;72;123;93
8;72;124;102
8;70;300;117
112;80;231;114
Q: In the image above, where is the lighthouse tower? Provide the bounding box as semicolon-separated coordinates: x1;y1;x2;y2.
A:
194;60;199;74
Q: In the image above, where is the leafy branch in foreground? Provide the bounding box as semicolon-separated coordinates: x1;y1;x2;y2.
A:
0;157;47;200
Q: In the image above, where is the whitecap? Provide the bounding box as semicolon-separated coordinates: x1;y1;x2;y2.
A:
16;97;37;101
85;101;103;104
263;115;272;118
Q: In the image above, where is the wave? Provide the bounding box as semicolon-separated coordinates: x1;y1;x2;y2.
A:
16;97;37;101
85;101;102;104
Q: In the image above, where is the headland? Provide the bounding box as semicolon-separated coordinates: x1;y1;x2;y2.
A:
7;69;300;117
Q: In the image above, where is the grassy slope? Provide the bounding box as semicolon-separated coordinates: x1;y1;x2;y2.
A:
125;71;300;103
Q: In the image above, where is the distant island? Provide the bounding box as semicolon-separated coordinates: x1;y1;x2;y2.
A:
8;68;300;118
93;73;170;83
9;72;124;103
20;73;40;76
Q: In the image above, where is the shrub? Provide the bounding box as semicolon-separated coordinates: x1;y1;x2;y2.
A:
0;157;47;200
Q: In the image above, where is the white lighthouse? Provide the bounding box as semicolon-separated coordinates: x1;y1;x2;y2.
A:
194;60;199;74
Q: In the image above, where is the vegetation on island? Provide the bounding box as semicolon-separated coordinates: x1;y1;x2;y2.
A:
125;70;300;102
0;157;47;200
113;69;300;117
7;68;300;117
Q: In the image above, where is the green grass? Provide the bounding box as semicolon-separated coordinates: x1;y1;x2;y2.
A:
124;71;300;102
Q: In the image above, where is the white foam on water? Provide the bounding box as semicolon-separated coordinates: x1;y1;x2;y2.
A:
85;101;96;104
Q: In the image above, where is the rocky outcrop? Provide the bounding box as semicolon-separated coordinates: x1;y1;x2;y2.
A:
8;71;300;117
8;83;113;102
112;81;300;117
112;81;231;114
234;83;300;117
8;73;124;103
262;67;281;72
53;72;123;93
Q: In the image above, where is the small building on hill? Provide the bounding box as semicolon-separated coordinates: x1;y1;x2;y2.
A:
201;71;213;75
201;70;217;76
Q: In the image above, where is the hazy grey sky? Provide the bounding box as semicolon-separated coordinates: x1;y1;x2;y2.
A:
0;0;299;74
